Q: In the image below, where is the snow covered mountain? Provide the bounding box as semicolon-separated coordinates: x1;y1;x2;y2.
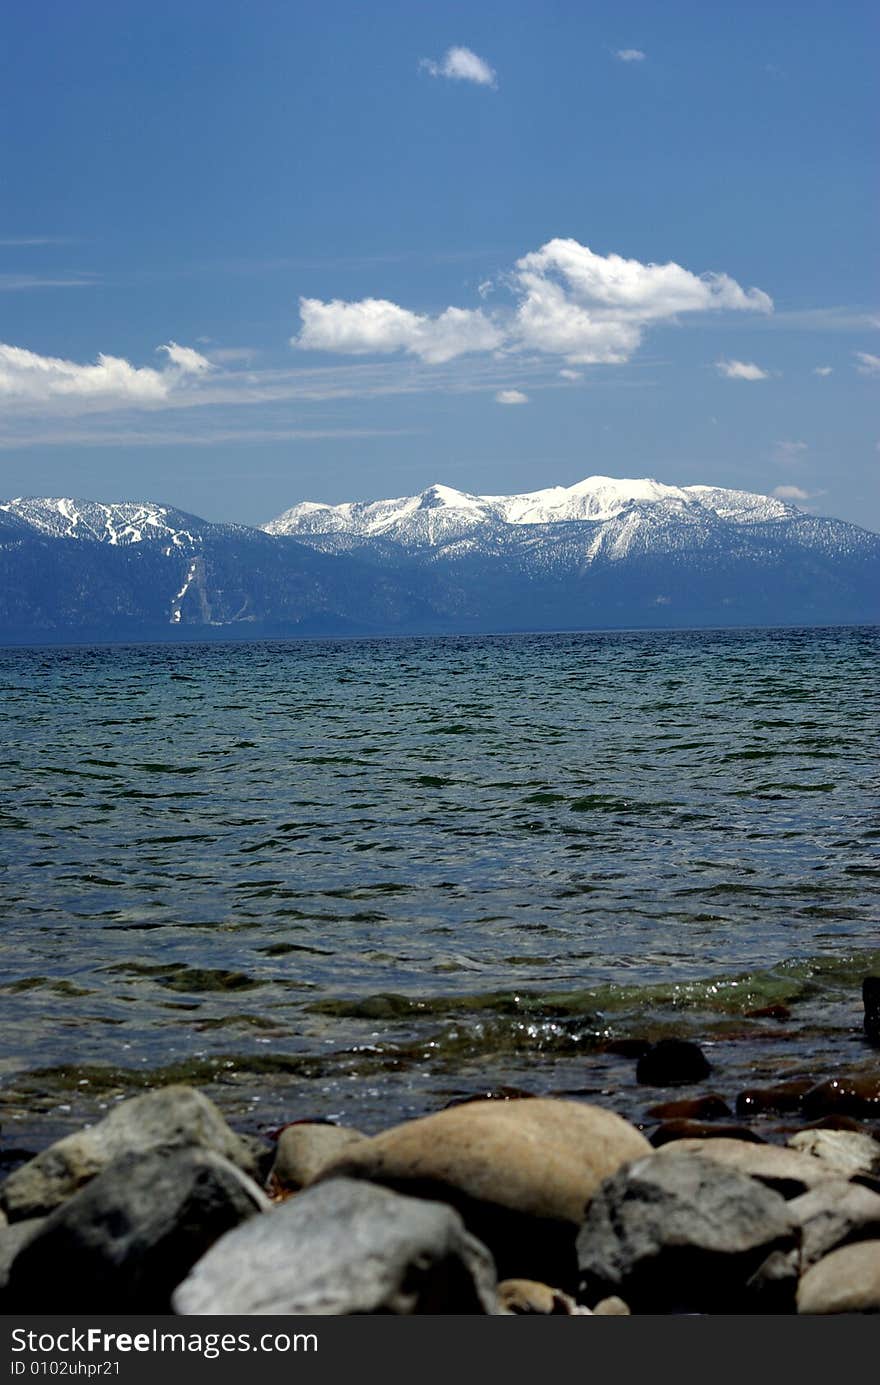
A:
1;476;878;640
264;475;797;554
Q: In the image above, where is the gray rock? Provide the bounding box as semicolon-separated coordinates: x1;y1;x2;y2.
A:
5;1144;269;1312
654;1137;836;1198
788;1128;880;1180
174;1177;498;1315
789;1179;880;1268
577;1152;799;1314
271;1123;365;1190
797;1240;880;1314
0;1086;256;1221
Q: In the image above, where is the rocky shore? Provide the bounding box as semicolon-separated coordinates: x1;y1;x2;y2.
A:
2;1001;879;1317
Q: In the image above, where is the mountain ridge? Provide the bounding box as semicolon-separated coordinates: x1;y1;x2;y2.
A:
1;476;878;640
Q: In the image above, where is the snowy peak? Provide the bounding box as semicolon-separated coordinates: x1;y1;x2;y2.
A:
264;475;796;547
0;497;212;548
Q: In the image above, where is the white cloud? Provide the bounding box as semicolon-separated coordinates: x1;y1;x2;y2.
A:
813;365;833;376
559;368;582;380
495;389;528;405
615;49;646;62
716;358;769;380
855;351;880;375
295;297;503;364
773;485;810;501
0;340;210;405
420;46;497;87
294;238;772;369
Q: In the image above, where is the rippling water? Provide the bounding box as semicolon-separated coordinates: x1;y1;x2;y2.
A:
1;626;878;1150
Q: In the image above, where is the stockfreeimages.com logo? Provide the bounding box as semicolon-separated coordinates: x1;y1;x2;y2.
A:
10;1328;317;1363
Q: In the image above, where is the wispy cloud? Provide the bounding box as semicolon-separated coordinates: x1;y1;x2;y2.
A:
294;238;772;369
813;366;833;376
0;236;77;247
0;423;417;452
772;485;811;501
495;389;529;405
420;46;497;88
774;440;808;461
615;49;646;63
716;358;769;380
855;351;880;375
0;273;97;292
559;368;582;380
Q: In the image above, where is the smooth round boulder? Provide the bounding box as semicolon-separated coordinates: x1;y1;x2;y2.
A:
655;1137;837;1198
270;1123;365;1191
797;1241;880;1314
319;1098;650;1286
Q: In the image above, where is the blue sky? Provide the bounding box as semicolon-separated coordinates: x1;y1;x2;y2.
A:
0;0;877;527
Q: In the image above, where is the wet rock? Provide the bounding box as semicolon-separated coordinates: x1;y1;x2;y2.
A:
645;1094;733;1121
797;1241;880;1314
5;1144;269;1313
802;1075;880;1120
746;1003;792;1021
497;1279;586;1314
655;1138;837;1199
444;1087;533;1108
789;1180;880;1268
576;1152;798;1314
635;1039;711;1087
270;1123;366;1191
804;1114;871;1134
0;1085;256;1222
788;1129;880;1180
735;1079;816;1117
602;1039;651;1059
863;977;880;1046
650;1120;766;1148
174;1177;497;1315
318;1098;651;1286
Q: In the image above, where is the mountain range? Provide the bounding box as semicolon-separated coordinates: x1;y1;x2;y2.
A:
1;476;878;641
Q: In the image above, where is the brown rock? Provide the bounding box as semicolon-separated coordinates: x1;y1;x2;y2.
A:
790;1180;880;1268
650;1120;765;1148
802;1076;880;1120
788;1128;880;1180
655;1137;836;1198
270;1123;365;1191
497;1279;586;1314
735;1079;815;1117
645;1094;732;1121
319;1098;651;1286
746;1003;791;1020
797;1240;880;1314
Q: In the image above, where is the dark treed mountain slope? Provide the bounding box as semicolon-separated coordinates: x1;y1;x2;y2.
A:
1;478;878;641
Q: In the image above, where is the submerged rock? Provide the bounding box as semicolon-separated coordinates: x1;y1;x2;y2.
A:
863;977;880;1047
635;1039;711;1087
317;1098;651;1286
0;1085;256;1222
801;1075;880;1120
174;1177;498;1315
735;1078;816;1117
270;1122;366;1191
797;1241;880;1314
5;1144;269;1313
654;1138;837;1199
645;1094;733;1121
576;1152;798;1314
789;1180;880;1268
